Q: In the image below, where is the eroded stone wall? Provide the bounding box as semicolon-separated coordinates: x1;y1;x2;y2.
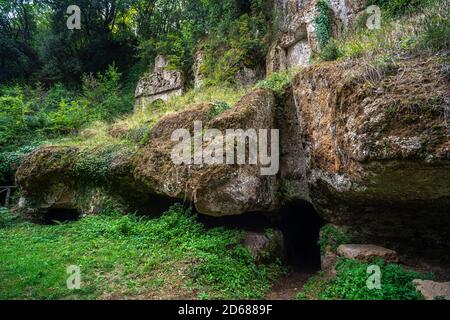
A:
134;55;184;110
267;0;367;74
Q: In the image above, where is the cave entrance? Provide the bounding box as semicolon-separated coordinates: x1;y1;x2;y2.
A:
279;200;324;271
196;200;323;271
44;208;80;224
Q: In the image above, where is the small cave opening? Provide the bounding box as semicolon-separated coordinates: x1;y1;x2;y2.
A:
135;194;179;217
279;200;324;271
44;208;80;224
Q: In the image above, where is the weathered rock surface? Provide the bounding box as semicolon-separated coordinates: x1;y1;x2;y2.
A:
243;230;284;263
16;89;279;219
135;55;184;110
290;56;450;252
15;54;450;255
267;0;367;74
413;280;450;300
134;89;279;215
337;244;399;263
193;50;206;88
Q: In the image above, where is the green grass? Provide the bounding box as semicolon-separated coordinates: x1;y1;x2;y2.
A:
255;68;298;96
0;205;281;300
297;258;431;300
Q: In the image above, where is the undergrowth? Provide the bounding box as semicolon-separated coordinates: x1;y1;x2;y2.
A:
0;205;281;300
297;258;431;300
316;0;448;62
254;68;298;96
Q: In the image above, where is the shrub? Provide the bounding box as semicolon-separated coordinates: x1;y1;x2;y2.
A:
298;258;432;300
318;224;352;254
0;145;38;185
200;13;268;86
0;64;134;152
209;101;231;119
37;83;74;112
419;13;450;51
46;99;90;134
0;207;17;229
81;64;133;122
315;0;332;48
0;95;29;148
318;40;343;61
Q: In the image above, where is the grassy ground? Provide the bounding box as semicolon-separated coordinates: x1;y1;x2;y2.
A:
0;206;282;300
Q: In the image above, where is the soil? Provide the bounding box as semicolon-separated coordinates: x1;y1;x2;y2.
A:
266;270;315;300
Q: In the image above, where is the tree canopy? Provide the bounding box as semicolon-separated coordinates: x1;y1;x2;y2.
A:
0;0;271;86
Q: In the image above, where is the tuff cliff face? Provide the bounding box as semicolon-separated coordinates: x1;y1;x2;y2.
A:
267;0;367;74
133;89;279;215
287;56;450;252
134;55;185;110
16;53;450;254
16;89;279;218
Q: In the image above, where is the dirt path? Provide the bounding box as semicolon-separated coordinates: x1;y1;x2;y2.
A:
266;270;314;300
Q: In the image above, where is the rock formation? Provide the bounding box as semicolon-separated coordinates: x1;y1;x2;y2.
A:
337;244;399;263
243;230;284;263
413;280;450;300
16;53;450;257
14;0;450;262
134;55;184;110
17;89;279;219
288;56;449;253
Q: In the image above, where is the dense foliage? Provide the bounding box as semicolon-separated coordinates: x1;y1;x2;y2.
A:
368;0;437;17
0;0;271;86
297;258;431;300
318;224;352;254
315;0;332;48
0;65;130;147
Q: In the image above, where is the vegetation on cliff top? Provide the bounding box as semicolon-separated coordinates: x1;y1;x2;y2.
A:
1;0;448;300
316;0;449;62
